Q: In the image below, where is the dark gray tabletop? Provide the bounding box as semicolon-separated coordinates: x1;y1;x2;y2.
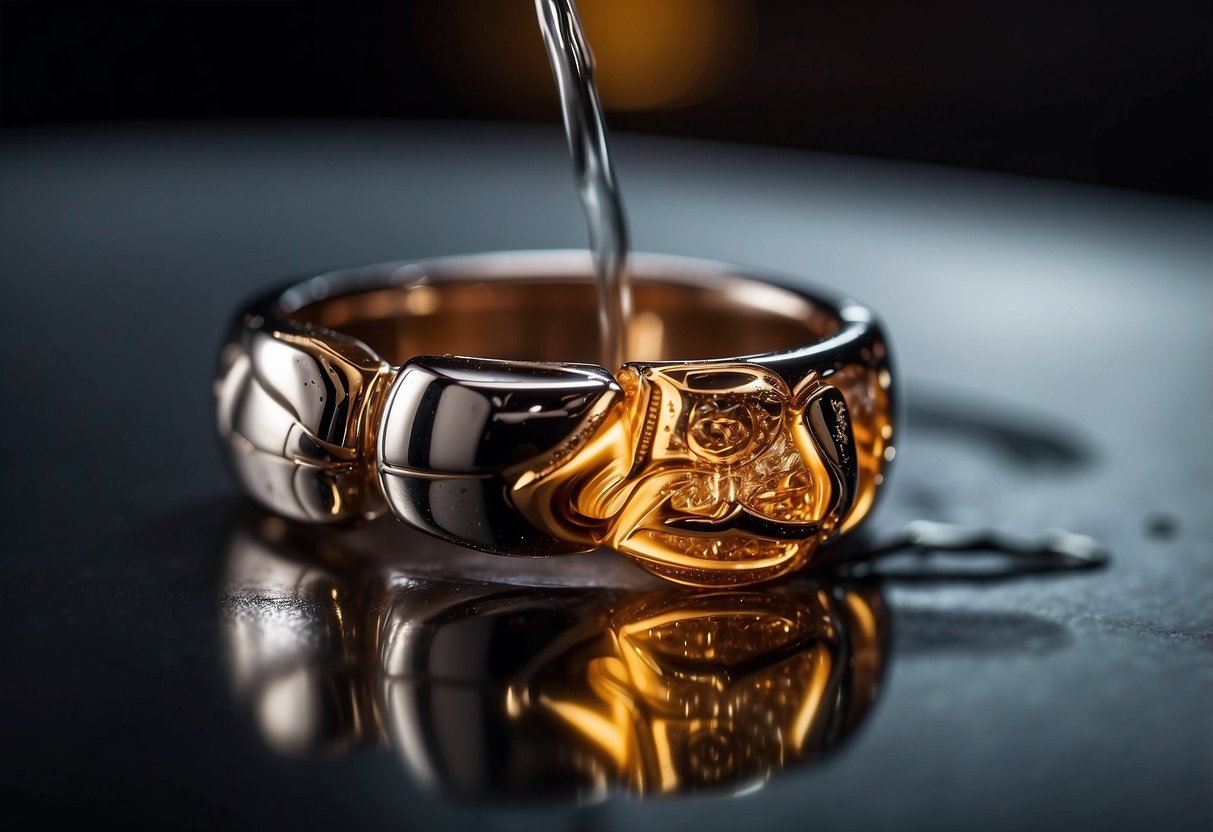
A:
1;120;1209;831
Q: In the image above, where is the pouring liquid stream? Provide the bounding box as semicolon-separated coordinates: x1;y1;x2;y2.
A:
535;0;631;370
531;2;1109;574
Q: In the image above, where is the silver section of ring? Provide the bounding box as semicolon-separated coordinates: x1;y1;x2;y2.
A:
214;316;391;524
377;356;620;555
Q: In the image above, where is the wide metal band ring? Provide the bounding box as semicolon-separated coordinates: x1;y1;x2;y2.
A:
215;251;896;586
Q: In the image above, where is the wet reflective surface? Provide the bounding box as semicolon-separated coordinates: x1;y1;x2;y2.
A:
223;512;887;800
2;123;1210;830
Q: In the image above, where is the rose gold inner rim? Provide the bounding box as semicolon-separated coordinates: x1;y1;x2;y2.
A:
292;274;842;367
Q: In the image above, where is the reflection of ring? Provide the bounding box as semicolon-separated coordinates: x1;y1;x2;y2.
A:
215;251;895;586
222;511;889;799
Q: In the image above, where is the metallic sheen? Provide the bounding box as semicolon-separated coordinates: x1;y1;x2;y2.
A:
378;356;619;555
223;512;889;799
511;363;858;584
215;251;896;586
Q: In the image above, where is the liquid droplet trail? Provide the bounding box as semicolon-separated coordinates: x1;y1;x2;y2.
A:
822;519;1110;580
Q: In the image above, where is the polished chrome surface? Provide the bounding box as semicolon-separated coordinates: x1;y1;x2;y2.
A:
378;356;619;474
214;317;393;523
378;355;619;555
215;251;895;584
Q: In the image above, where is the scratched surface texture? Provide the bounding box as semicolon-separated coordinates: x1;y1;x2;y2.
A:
1;122;1209;831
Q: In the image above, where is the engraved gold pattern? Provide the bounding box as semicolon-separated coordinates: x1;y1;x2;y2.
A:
511;362;855;585
827;358;892;533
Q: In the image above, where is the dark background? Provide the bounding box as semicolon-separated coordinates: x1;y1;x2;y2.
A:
2;0;1210;198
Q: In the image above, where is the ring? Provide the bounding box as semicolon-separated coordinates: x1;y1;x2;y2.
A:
214;251;895;586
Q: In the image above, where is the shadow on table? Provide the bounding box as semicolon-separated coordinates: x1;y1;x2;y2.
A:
905;386;1096;472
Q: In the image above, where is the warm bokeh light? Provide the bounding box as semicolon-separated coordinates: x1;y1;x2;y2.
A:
577;0;750;110
418;0;752;112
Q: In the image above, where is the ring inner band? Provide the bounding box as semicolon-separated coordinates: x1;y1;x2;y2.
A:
291;275;843;366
